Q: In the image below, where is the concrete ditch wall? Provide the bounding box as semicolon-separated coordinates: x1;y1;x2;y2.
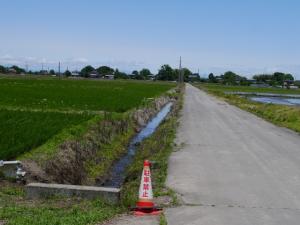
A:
0;161;20;178
26;183;120;204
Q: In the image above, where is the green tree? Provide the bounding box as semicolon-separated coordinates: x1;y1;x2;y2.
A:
96;66;114;75
240;77;250;86
174;68;192;82
114;69;128;79
132;70;139;76
284;73;294;81
80;65;95;77
223;71;238;85
273;72;286;84
139;68;151;79
208;73;216;83
49;69;55;75
64;70;71;77
10;65;25;74
0;65;7;74
253;73;294;86
253;74;273;83
157;65;175;81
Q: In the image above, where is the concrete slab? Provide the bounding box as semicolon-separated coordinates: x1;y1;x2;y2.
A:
26;183;120;204
0;161;20;178
166;206;300;225
101;214;159;225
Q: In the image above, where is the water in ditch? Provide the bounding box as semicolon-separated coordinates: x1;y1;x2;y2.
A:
249;97;300;106
102;102;173;188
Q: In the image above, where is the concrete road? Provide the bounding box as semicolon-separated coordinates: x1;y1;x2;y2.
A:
166;84;300;225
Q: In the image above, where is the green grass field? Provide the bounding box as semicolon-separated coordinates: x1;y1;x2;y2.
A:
0;78;174;112
0;77;174;160
0;109;92;160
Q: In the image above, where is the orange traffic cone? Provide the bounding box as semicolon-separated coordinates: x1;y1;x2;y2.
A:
132;160;162;216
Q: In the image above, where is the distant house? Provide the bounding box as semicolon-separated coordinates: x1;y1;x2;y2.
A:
8;68;17;74
71;71;80;76
189;73;200;80
148;74;156;80
189;74;199;78
40;70;48;75
248;79;256;84
127;74;136;79
215;76;223;83
104;74;114;80
283;80;294;89
89;70;99;78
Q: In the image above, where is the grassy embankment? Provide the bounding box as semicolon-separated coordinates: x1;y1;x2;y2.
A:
195;84;300;133
0;77;179;225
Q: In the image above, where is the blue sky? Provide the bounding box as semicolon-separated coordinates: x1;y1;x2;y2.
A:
1;0;300;78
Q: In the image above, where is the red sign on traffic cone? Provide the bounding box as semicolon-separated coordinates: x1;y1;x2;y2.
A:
132;160;162;216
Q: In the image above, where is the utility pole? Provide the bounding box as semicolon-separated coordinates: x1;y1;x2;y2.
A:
58;61;61;79
179;56;183;84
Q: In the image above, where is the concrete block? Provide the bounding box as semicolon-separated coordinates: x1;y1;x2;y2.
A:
0;161;20;178
26;183;120;204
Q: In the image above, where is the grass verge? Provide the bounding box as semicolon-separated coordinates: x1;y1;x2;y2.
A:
0;182;123;225
196;84;300;133
160;213;168;225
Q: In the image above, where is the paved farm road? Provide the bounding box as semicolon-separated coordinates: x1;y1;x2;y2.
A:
166;84;300;225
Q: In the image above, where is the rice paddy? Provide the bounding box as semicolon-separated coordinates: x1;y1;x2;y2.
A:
0;77;174;159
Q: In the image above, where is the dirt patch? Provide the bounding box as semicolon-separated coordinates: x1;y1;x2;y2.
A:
22;160;50;183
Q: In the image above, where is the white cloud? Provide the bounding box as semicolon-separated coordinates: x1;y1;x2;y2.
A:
73;58;88;63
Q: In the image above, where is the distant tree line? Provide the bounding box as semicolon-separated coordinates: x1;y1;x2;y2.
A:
0;63;297;86
206;71;296;86
0;63;198;81
253;72;294;86
79;65;154;80
0;65;26;74
207;71;250;85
